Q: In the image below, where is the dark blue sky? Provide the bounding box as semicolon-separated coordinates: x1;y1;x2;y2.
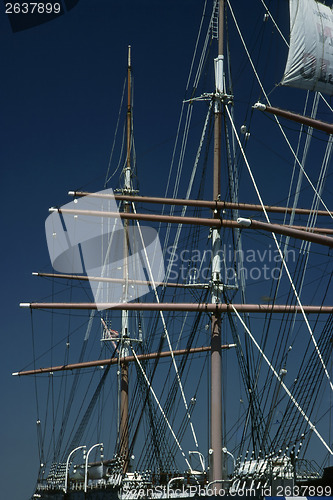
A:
2;1;332;499
1;2;207;498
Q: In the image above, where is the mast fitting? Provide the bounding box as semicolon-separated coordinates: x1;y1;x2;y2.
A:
237;217;251;227
253;102;267;111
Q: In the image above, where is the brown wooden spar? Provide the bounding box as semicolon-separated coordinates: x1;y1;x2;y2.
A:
12;343;236;377
49;208;333;248
253;102;333;134
285;225;333;235
237;218;333;247
69;191;333;217
32;272;193;288
20;302;333;313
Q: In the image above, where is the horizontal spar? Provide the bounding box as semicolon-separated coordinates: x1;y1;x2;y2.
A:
254;102;333;135
238;218;333;246
12;343;236;377
51;207;225;228
69;191;333;217
32;272;192;288
50;208;333;247
20;302;333;313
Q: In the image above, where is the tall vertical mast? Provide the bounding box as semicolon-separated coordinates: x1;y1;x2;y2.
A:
119;45;132;470
126;45;132;189
210;0;224;484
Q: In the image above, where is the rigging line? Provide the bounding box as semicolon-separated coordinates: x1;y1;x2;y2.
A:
161;83;211;270
319;92;333;114
276;92;312;316
130;346;192;470
105;77;127;186
186;0;209;92
266;255;310;374
56;274;75;448
159;103;192;267
303;378;330;460
50;272;56;459
162;102;186;212
31;310;46;471
225;103;333;393
269;314;333;455
66;365;112;457
53;313;95;460
222;95;256;387
280;114;333;221
300;157;330;258
132;336;167;470
301;94;323;250
226;309;269;452
259;0;289;46
162;102;213;284
306;135;333;239
164;0;213;210
173;104;194;201
261;258;309;418
225;8;277;418
132;208;199;449
286;92;314;234
191;0;215;91
140;313;207;469
227;0;333;220
231;304;333;455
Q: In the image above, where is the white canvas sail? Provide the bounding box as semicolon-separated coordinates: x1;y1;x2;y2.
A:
282;0;333;95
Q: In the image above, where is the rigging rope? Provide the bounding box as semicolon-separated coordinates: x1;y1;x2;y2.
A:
231;304;333;455
105;78;127;186
227;0;333;220
130;347;192;470
225;103;333;394
132;209;199;449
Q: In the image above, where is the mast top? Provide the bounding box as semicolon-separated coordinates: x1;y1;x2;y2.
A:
128;45;131;68
218;0;224;56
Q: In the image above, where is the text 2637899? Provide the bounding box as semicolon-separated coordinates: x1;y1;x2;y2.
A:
275;485;332;497
5;3;61;14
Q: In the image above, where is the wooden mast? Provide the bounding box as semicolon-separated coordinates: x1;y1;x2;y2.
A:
119;45;132;470
210;0;224;484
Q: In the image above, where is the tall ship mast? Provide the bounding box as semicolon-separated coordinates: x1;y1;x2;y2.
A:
14;1;333;499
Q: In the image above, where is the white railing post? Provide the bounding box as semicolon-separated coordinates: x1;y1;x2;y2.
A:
64;445;86;493
167;476;184;498
84;443;103;493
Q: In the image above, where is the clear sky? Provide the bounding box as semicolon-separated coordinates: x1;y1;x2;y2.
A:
1;1;332;499
1;2;207;498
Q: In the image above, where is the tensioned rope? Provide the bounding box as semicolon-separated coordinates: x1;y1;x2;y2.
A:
132;205;200;449
130;346;192;470
259;0;333;135
163;102;213;284
227;0;333;220
105;78;127;186
259;0;289;46
161;0;214;264
225;103;333;393
162;0;209;208
231;304;333;455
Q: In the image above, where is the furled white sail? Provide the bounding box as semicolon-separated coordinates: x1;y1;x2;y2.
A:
282;0;333;95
